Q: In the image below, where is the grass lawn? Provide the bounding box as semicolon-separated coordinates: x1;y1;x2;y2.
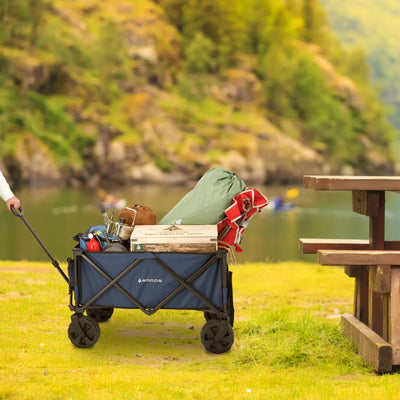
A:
1;259;399;399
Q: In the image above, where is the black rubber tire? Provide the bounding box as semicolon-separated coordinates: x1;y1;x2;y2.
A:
201;319;234;354
68;315;100;348
204;311;218;321
87;306;114;322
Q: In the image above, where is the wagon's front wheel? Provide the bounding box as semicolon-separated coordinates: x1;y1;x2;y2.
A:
201;320;234;354
68;314;100;348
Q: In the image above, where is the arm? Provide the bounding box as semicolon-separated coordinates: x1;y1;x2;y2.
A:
0;171;20;212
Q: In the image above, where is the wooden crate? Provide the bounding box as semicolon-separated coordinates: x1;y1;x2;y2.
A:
130;224;218;253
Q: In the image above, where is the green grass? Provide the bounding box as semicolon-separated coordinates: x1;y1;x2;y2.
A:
1;260;399;399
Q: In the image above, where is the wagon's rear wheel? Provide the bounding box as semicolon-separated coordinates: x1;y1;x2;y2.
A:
201;320;234;354
87;306;114;322
68;314;100;348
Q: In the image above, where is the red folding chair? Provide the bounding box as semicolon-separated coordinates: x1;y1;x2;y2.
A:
217;188;268;253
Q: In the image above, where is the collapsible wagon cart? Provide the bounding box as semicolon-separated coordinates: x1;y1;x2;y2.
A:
12;207;235;354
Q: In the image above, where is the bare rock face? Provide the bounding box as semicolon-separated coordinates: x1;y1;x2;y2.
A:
12;135;63;185
208;68;264;105
128;163;165;183
216;133;324;184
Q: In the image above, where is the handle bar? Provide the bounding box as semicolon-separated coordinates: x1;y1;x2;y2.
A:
11;206;69;284
11;205;23;217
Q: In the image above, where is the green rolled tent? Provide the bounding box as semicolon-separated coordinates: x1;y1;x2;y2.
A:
159;167;247;225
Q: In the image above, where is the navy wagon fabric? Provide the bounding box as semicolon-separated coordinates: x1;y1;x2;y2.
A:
71;252;225;310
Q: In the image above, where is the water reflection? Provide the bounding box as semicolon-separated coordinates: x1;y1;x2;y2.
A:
2;184;400;263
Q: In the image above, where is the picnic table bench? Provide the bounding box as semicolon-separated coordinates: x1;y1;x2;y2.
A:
299;175;400;373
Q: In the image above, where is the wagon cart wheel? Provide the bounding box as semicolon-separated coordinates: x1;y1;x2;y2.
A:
68;314;100;348
204;311;218;322
204;307;234;327
87;306;114;322
201;320;234;354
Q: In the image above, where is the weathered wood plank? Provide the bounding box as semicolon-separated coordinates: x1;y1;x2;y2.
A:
354;268;369;325
299;238;369;254
303;175;400;191
352;190;380;216
318;250;400;266
390;268;400;364
299;239;400;254
341;313;392;374
369;266;391;293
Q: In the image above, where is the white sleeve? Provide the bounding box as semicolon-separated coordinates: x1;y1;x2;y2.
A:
0;171;15;202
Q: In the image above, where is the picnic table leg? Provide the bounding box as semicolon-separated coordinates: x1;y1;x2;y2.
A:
356;267;369;325
367;191;386;336
369;265;391;339
390;267;400;364
345;265;369;324
369;191;385;250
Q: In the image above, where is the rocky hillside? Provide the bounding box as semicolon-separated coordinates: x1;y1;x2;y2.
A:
0;0;397;188
321;0;400;130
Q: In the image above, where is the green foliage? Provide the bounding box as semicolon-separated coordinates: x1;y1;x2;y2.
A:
90;20;131;101
257;44;360;166
243;0;301;56
290;53;358;160
184;31;216;73
160;0;244;70
322;0;400;129
337;46;371;85
301;0;330;45
0;0;48;48
0;85;93;166
258;43;297;117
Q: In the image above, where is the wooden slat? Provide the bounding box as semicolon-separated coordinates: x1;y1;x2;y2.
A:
318;250;400;266
299;238;400;254
341;313;392;374
303;175;400;191
299;238;369;254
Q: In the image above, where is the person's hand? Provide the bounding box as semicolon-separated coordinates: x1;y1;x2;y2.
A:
6;196;20;213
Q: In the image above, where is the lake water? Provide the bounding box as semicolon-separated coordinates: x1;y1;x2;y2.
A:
2;184;400;264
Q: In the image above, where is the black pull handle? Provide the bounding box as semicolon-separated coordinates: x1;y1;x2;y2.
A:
11;205;23;217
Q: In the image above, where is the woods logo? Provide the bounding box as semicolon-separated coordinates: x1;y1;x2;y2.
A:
137;278;163;284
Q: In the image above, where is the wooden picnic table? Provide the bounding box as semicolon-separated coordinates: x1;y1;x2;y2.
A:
299;175;400;373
